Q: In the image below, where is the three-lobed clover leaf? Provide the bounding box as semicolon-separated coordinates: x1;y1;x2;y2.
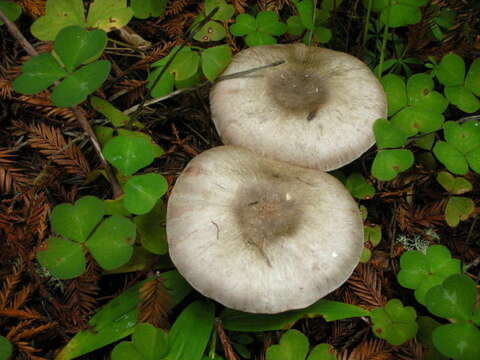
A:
13;25;110;108
445;196;475;227
230;11;287;47
345;172;375;200
363;0;428;28
0;0;22;25
111;323;168;360
433;121;480;175
266;329;336;360
370;299;418;346
30;0;133;41
435;54;480;113
397;245;461;305
123;173;168;215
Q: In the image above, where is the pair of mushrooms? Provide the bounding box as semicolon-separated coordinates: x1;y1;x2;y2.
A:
167;43;387;314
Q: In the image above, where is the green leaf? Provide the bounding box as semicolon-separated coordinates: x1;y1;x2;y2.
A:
313;26;332;43
134;201;168;255
201;45;232;82
130;0;167;19
444;121;480;155
103;135;156;176
266;329;309;360
373;118;408;148
466;147;480;173
221;300;369;332
360;247;372;263
111;323;168;360
364;225;382;247
414;133;435;150
417;316;448;360
297;0;315;30
445;196;474;227
167;301;215;360
371;149;414;181
30;0;85;41
205;0;234;21
435;53;465;86
86;215;136;270
245;32;277;46
444;85;480;113
425;274;477;321
37;237;86;279
380;4;421;28
86;0;133;32
433;323;480;360
257;11;287;36
380;74;407;116
0;1;21;25
169;49;200;81
345;172;375;199
407;73;449;113
0;334;12;360
230;13;256;36
13;53;67;94
465;58;480;97
308;343;336;360
116;129;164;158
370;299;418;346
287;16;305;36
54;26;107;72
433;140;469;175
397;245;461;305
91;96;130;127
436;171;472;194
51;195;105;242
56;272;191;360
391;106;444;137
147;68;174;98
111;342;142;359
104;198;131;216
193;20;226;42
51;60;111;107
123;173;168;215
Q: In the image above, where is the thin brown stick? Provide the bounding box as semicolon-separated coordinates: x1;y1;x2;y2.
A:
0;8;123;198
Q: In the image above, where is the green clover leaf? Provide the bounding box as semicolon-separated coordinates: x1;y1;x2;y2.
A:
425;274;477;321
445;196;475;227
373;118;409;149
86;0;133;33
201;45;232;82
86;215;136;270
364;225;382;247
436;171;472;194
37;237;86;279
230;11;286;47
370;299;418;346
435;53;465;86
364;0;428;28
397;245;461;305
123;173;168;215
103;135;156;176
0;0;22;25
51;195;105;243
465;58;480;97
205;0;234;21
111;323;168;360
130;0;167;19
371;149;414;181
381;74;407;116
133;201;168;255
345;172;375;199
193;20;226;42
266;330;336;360
433;323;480;360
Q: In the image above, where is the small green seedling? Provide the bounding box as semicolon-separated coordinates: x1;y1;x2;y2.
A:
13;25;110;108
266;329;336;360
370;298;418;346
193;0;234;42
345;172;375;200
147;45;231;97
130;0;168;19
426;274;480;360
30;0;133;41
362;0;427;28
433;121;480;175
361;224;382;263
112;301;215;360
433;54;480;113
396;244;461;305
230;10;287;47
0;0;21;25
37;196;136;278
437;171;472;195
0;335;12;360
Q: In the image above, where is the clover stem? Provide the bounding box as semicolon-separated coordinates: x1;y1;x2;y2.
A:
377;0;391;78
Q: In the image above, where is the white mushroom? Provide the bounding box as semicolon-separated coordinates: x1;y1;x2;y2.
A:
210;43;387;171
167;146;363;314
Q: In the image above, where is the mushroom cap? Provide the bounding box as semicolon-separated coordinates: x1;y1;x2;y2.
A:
167;146;363;314
210;43;387;171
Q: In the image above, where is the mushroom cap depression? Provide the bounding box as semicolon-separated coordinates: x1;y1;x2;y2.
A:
210;43;387;171
166;146;364;314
